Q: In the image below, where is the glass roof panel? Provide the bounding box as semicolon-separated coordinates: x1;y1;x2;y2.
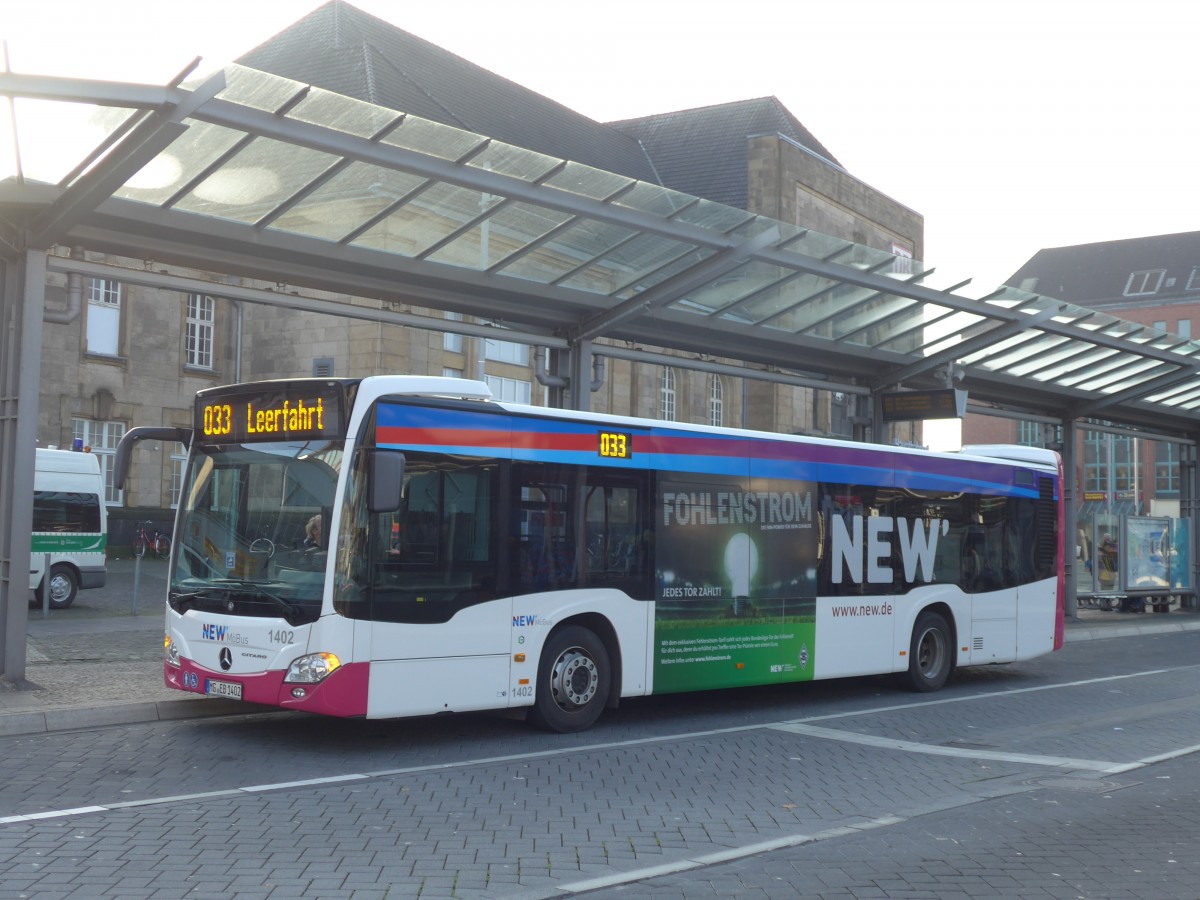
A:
212;65;309;113
826;296;921;345
1023;347;1120;383
427;202;575;273
268;162;429;242
962;332;1060;369
354;181;497;261
113;120;246;206
856;302;934;349
467;142;564;182
563;233;703;295
541;161;635;200
990;337;1075;375
616;181;711;218
680;260;798;315
539;219;642;276
171;137;340;222
382;116;490;163
1058;354;1149;389
285;84;401;139
670;200;757;233
734;273;838;327
1080;361;1176;395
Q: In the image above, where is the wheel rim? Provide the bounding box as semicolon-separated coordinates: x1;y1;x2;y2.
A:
915;626;947;679
49;573;71;604
548;646;599;711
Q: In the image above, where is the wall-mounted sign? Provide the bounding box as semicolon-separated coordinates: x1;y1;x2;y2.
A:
880;389;967;422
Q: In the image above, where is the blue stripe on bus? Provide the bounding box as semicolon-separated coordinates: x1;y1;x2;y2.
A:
375;404;1049;497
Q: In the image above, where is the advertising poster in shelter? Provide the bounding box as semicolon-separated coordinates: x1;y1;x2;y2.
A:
653;476;820;692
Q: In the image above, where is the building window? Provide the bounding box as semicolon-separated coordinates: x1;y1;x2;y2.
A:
1153;321;1167;333
1186;267;1200;291
86;278;121;356
72;418;125;504
186;294;215;370
444;312;463;352
484;375;531;403
1178;320;1192;339
1155;442;1180;496
889;242;913;276
1018;421;1061;448
659;367;676;421
170;442;187;507
708;374;724;427
1124;270;1165;297
484;337;528;365
1083;428;1134;494
443;367;463;379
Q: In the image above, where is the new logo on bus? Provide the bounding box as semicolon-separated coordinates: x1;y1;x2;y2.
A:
831;516;948;584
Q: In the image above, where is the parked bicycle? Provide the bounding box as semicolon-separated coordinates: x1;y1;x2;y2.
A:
132;520;171;559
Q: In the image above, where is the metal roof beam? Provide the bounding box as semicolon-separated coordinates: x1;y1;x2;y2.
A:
23;70;227;249
571;226;780;343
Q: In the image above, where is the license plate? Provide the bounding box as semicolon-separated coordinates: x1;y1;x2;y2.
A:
206;679;243;700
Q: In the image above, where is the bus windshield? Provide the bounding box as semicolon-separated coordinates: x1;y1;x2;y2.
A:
169;439;342;625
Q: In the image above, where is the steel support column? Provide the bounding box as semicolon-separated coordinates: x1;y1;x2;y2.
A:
1061;418;1079;620
1;249;46;681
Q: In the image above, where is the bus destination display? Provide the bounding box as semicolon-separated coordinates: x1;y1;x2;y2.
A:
195;384;343;442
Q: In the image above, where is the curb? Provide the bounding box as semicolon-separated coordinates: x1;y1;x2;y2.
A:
0;697;278;737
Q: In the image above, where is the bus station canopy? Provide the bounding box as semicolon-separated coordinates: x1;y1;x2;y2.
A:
4;63;1200;438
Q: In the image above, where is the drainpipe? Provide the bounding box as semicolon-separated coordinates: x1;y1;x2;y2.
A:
43;246;85;324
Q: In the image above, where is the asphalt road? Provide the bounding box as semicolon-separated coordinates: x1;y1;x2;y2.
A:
1;621;1198;899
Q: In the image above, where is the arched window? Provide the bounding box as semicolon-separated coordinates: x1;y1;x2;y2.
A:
708;374;724;427
659;367;676;421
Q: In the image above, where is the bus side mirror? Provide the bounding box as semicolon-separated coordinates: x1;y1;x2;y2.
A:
114;426;192;491
368;450;405;514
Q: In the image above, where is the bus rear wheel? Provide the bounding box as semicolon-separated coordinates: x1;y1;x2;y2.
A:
900;610;952;692
529;626;611;733
36;564;79;610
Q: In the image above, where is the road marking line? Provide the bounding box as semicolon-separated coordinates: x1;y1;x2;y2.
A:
555;815;902;895
771;722;1123;772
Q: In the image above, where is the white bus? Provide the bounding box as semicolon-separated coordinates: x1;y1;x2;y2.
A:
117;376;1064;732
30;448;108;609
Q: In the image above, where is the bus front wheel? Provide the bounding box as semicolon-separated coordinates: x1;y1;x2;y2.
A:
900;610;952;692
529;626;611;733
37;564;79;610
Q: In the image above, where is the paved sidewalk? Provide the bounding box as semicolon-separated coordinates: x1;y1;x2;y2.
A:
3;557;1198;736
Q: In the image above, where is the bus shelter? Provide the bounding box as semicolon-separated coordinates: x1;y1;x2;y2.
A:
3;63;1200;678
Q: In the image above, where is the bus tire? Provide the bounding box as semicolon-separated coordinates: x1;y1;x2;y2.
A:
899;610;952;692
37;564;79;610
529;626;611;733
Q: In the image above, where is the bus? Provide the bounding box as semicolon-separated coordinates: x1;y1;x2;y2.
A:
116;376;1064;732
30;447;108;609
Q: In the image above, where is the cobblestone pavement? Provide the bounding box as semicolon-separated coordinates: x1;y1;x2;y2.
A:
2;559;1200;897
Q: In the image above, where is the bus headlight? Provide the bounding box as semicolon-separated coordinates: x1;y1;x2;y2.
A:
164;635;180;668
284;652;342;684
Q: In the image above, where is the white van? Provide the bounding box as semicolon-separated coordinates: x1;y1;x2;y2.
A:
29;448;108;609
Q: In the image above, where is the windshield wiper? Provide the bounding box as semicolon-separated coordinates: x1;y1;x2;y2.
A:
207;579;303;625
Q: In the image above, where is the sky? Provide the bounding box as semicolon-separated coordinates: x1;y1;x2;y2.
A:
3;0;1198;295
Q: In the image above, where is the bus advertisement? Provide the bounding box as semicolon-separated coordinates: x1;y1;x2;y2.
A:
117;376;1063;732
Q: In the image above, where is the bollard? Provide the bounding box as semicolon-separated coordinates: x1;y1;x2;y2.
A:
132;549;141;615
42;553;51;619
